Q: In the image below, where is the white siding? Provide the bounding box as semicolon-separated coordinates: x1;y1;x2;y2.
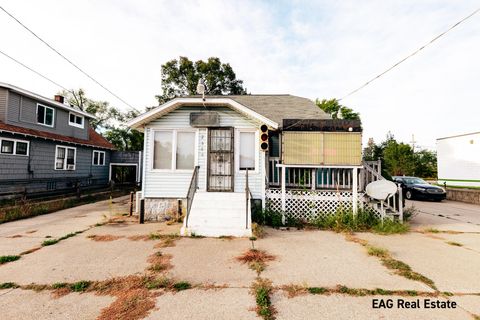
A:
437;132;480;188
143;106;264;198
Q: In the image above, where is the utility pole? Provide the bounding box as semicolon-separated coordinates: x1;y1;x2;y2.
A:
410;134;417;153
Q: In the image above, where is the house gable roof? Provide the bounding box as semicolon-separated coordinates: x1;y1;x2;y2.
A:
0;82;96;119
127;95;330;130
0;121;115;150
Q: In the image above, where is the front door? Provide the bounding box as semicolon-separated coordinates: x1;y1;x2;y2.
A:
207;127;234;192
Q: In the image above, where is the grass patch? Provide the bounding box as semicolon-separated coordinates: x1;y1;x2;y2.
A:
0;255;20;264
0;282;18;289
424;228;440;233
52;282;68;289
41;231;84;246
446;241;463;247
367;246;389;258
252;278;275;320
189;233;205;238
372;219;409;234
42;239;59;246
144;276;172;290
70;280;91;292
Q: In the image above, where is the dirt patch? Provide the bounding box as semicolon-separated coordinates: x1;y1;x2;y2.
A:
281;284;308;298
87;235;124;242
127;235;150;241
98;288;156;320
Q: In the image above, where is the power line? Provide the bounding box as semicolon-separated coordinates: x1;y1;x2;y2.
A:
0;5;139;112
0;49;72;93
340;7;480;100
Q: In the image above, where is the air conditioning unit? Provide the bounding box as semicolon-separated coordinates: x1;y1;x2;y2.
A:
67;164;75;170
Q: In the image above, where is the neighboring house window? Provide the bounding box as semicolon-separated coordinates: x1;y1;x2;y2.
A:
0;138;29;156
55;146;76;170
92;150;105;166
239;131;256;171
37;104;55;127
152;130;195;170
69;112;84;128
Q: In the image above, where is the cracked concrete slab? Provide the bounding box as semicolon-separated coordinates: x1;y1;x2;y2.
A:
145;289;258;320
162;237;256;287
272;293;472;320
0;289;114;320
358;232;480;293
0;234;156;285
258;229;431;291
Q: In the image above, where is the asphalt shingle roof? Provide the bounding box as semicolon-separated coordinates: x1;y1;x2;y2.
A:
185;94;331;126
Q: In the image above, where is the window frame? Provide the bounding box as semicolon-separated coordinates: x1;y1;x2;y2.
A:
0;138;29;156
235;129;259;174
92;150;106;166
54;145;77;170
36;103;55;127
69;112;84;129
150;129;198;172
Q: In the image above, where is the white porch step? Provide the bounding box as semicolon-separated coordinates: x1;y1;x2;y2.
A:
181;192;252;238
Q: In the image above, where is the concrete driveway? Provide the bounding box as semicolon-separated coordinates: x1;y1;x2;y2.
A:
409;199;480;232
0;198;479;320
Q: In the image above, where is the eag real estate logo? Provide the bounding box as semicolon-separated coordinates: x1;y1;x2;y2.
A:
373;298;457;309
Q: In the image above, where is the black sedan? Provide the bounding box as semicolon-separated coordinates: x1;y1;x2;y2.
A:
392;176;446;201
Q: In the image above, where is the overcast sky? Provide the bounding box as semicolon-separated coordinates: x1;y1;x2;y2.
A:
1;0;479;150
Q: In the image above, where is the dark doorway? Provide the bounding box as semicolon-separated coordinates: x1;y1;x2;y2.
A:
111;165;137;185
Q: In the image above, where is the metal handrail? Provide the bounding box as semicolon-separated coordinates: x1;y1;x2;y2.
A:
185;166;200;228
245;168;253;229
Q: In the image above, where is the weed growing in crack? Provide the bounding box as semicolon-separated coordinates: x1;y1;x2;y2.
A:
252;278;275;320
41;231;83;246
446;241;463;247
70;281;91;292
236;249;276;276
173;281;192;291
0;255;20;264
308;287;327;294
0;282;18;289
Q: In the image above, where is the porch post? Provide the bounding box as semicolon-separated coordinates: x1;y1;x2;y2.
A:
311;169;316;190
281;165;286;224
352;167;358;216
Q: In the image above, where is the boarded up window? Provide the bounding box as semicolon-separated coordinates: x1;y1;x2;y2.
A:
282;132;361;165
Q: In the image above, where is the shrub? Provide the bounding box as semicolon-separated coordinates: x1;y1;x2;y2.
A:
372;219;409;235
264;208;283;228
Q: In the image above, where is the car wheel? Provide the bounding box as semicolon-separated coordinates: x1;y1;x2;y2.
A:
405;190;413;200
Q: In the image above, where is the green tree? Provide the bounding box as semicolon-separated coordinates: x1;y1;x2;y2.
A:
382;139;415;176
156;56;247;104
413;150;437;178
59;89;143;151
315;98;361;121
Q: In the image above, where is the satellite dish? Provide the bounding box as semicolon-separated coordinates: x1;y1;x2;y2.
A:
366;179;398;200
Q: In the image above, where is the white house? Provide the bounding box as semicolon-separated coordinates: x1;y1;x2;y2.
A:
437;132;480;188
128;95;400;237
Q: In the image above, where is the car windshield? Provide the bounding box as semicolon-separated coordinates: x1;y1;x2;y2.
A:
403;177;427;184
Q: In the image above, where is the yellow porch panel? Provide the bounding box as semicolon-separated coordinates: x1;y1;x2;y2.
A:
323;132;362;165
282;132;362;165
283;132;324;165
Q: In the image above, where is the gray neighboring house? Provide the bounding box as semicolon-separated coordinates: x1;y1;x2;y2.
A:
0;83;141;197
